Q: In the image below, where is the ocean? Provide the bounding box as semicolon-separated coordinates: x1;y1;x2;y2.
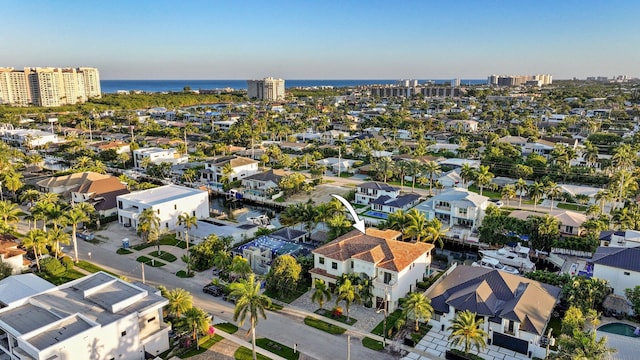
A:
100;79;487;93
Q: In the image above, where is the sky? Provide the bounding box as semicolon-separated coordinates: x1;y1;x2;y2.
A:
3;0;639;80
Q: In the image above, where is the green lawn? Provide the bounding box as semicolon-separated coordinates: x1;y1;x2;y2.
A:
136;256;165;267
131;235;187;250
556;202;588;212
371;309;403;338
178;334;224;358
256;338;299;360
234;346;271;360
362;337;384;351
468;185;501;199
215;322;238;334
36;268;86;285
149;250;177;262
303;316;346;335
116;248;133;255
75;260;120;277
263;288;306;304
314;308;357;325
176;270;194;278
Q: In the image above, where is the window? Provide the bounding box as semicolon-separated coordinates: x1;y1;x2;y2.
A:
174;204;177;210
165;223;169;228
192;211;196;216
351;261;354;269
118;201;123;209
121;331;127;337
331;262;337;270
147;317;156;323
319;257;324;265
458;208;467;215
383;272;392;284
157;209;160;215
624;272;630;276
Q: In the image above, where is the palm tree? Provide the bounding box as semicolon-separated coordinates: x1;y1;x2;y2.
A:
501;184;516;207
406;160;422;192
459;163;475;188
65;208;89;263
46;203;67;231
474;165;494;196
229;274;271;360
423;161;441;195
0;200;23;231
178;212;198;274
396;161;409;191
166;288;193;318
335;278;361;321
184;307;210;349
30;201;51;231
424;218;447;248
373;157;395;183
47;227;70;259
220;163;235;190
447;310;487;357
515;178;528;207
545;181;563;210
138;208;160;244
383;210;410;240
311;279;332;310
3;172;23;200
402;292;434;331
38;192;59;205
528;181;545;210
213;249;232;272
22;229;48;271
229;255;252;280
406;209;429;242
20;189;41;206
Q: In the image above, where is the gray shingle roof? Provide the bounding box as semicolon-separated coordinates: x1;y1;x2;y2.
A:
358;182;398;192
371;193;420;208
592;246;640;272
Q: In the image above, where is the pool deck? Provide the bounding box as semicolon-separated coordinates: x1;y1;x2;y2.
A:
597;317;640;360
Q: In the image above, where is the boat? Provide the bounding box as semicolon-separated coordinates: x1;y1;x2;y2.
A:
472;257;520;275
247;215;274;229
479;244;535;271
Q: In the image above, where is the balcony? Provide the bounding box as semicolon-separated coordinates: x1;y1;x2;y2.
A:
434;204;451;211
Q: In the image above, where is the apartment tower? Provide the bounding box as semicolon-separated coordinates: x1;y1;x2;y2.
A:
247;77;285;101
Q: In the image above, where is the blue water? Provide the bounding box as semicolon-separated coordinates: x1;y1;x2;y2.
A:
364;210;390;219
100;79;487;93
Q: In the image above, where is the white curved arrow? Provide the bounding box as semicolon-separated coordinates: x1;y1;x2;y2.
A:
331;194;366;234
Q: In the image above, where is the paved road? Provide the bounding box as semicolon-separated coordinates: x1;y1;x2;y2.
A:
70;224;396;360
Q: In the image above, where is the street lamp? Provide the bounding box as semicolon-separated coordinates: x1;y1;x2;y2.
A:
376;287;390;348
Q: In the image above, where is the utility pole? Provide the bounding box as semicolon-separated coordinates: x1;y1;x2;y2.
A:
544;328;554;360
141;262;145;284
338;147;342;177
346;335;351;360
184;128;188;155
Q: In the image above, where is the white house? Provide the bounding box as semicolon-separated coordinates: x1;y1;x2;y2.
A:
116;184;209;231
370;193;421;214
445;119;478;132
355;182;400;205
591;246;640;297
201;155;259;189
599;230;640;248
0;274;54;308
413;188;489;242
133;147;188;169
0;272;170;360
0;124;61;148
0;237;26;275
435;169;463;188
426;265;561;359
310;228;433;312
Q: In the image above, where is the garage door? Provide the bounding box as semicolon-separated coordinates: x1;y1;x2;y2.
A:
493;332;528;354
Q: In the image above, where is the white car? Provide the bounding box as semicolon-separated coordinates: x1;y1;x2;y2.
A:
489;199;504;208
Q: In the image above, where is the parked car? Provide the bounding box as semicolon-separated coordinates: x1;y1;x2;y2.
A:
202;285;223;297
489;199;504;208
77;230;95;241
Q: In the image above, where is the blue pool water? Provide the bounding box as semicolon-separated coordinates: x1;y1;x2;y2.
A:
598;323;639;337
364;210;389;219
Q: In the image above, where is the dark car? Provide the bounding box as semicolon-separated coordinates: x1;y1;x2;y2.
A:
202;285;223;297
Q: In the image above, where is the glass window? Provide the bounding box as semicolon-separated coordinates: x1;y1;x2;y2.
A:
332;262;337;270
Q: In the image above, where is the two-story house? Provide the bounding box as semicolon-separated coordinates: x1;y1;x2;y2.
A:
510;209;587;237
241;169;283;200
0;272;170;360
0;236;26;275
413;188;489;242
133;147;188;169
355;182;400;206
370;193;421;214
200;155;259;189
310;228;433;312
116;184;209;231
426;265;561;359
591;246;640;297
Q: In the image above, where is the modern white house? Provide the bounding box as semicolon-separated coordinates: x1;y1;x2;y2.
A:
310;228;434;312
0;125;61;148
133;147;189;169
426;265;561;359
0;237;26;275
0;272;170;360
200;155;259;189
413;188;489;242
355;182;400;206
370;193;421;214
0;274;54;308
591;246;640;297
599;230;640;248
116;184;209;231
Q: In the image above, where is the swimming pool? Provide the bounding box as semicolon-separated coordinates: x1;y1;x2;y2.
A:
364;210;389;219
598;323;639;337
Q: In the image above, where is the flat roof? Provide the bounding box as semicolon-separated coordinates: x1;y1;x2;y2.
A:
117;184;206;206
0;303;60;334
86;280;144;310
27;315;93;350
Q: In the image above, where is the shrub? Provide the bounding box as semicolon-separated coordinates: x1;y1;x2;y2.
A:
332;306;343;317
60;256;74;270
41;258;66;276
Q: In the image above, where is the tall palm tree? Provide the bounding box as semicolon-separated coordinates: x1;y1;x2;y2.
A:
0;200;23;231
229;256;252;280
459;163;475;188
38;192;59;205
406;160;422;192
501;184;517;207
46;203;67;231
515;178;528;207
424;218;447;248
3;172;23;200
220;163;235;190
47;227;70;259
528;181;545;211
545;181;563;210
311;279;332;310
65;208;89;263
166;288;193;318
229;274;272;360
447;310;487;357
396;161;409;191
335;278;362;321
22;229;48;271
422;161;442;195
138;208;160;244
178;212;198;274
402;292;434;331
184;307;210;349
213;249;233;272
474;165;494;196
20;189;41;206
383;210;410;239
406;209;429;242
373;157;395;184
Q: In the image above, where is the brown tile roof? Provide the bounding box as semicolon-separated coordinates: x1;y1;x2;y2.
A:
0;239;25;260
37;172;111;190
76;177;127;195
313;229;433;272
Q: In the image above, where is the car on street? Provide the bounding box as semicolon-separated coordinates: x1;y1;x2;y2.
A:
202;285;223;297
489;199;504;208
77;230;95;241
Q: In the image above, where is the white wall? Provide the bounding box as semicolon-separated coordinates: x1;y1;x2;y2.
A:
593;265;640;296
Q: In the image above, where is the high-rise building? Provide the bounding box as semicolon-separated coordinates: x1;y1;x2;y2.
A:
488;74;552;87
0;66;100;106
247;77;285;101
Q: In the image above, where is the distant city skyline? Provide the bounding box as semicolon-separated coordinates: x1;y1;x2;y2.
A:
4;0;639;80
